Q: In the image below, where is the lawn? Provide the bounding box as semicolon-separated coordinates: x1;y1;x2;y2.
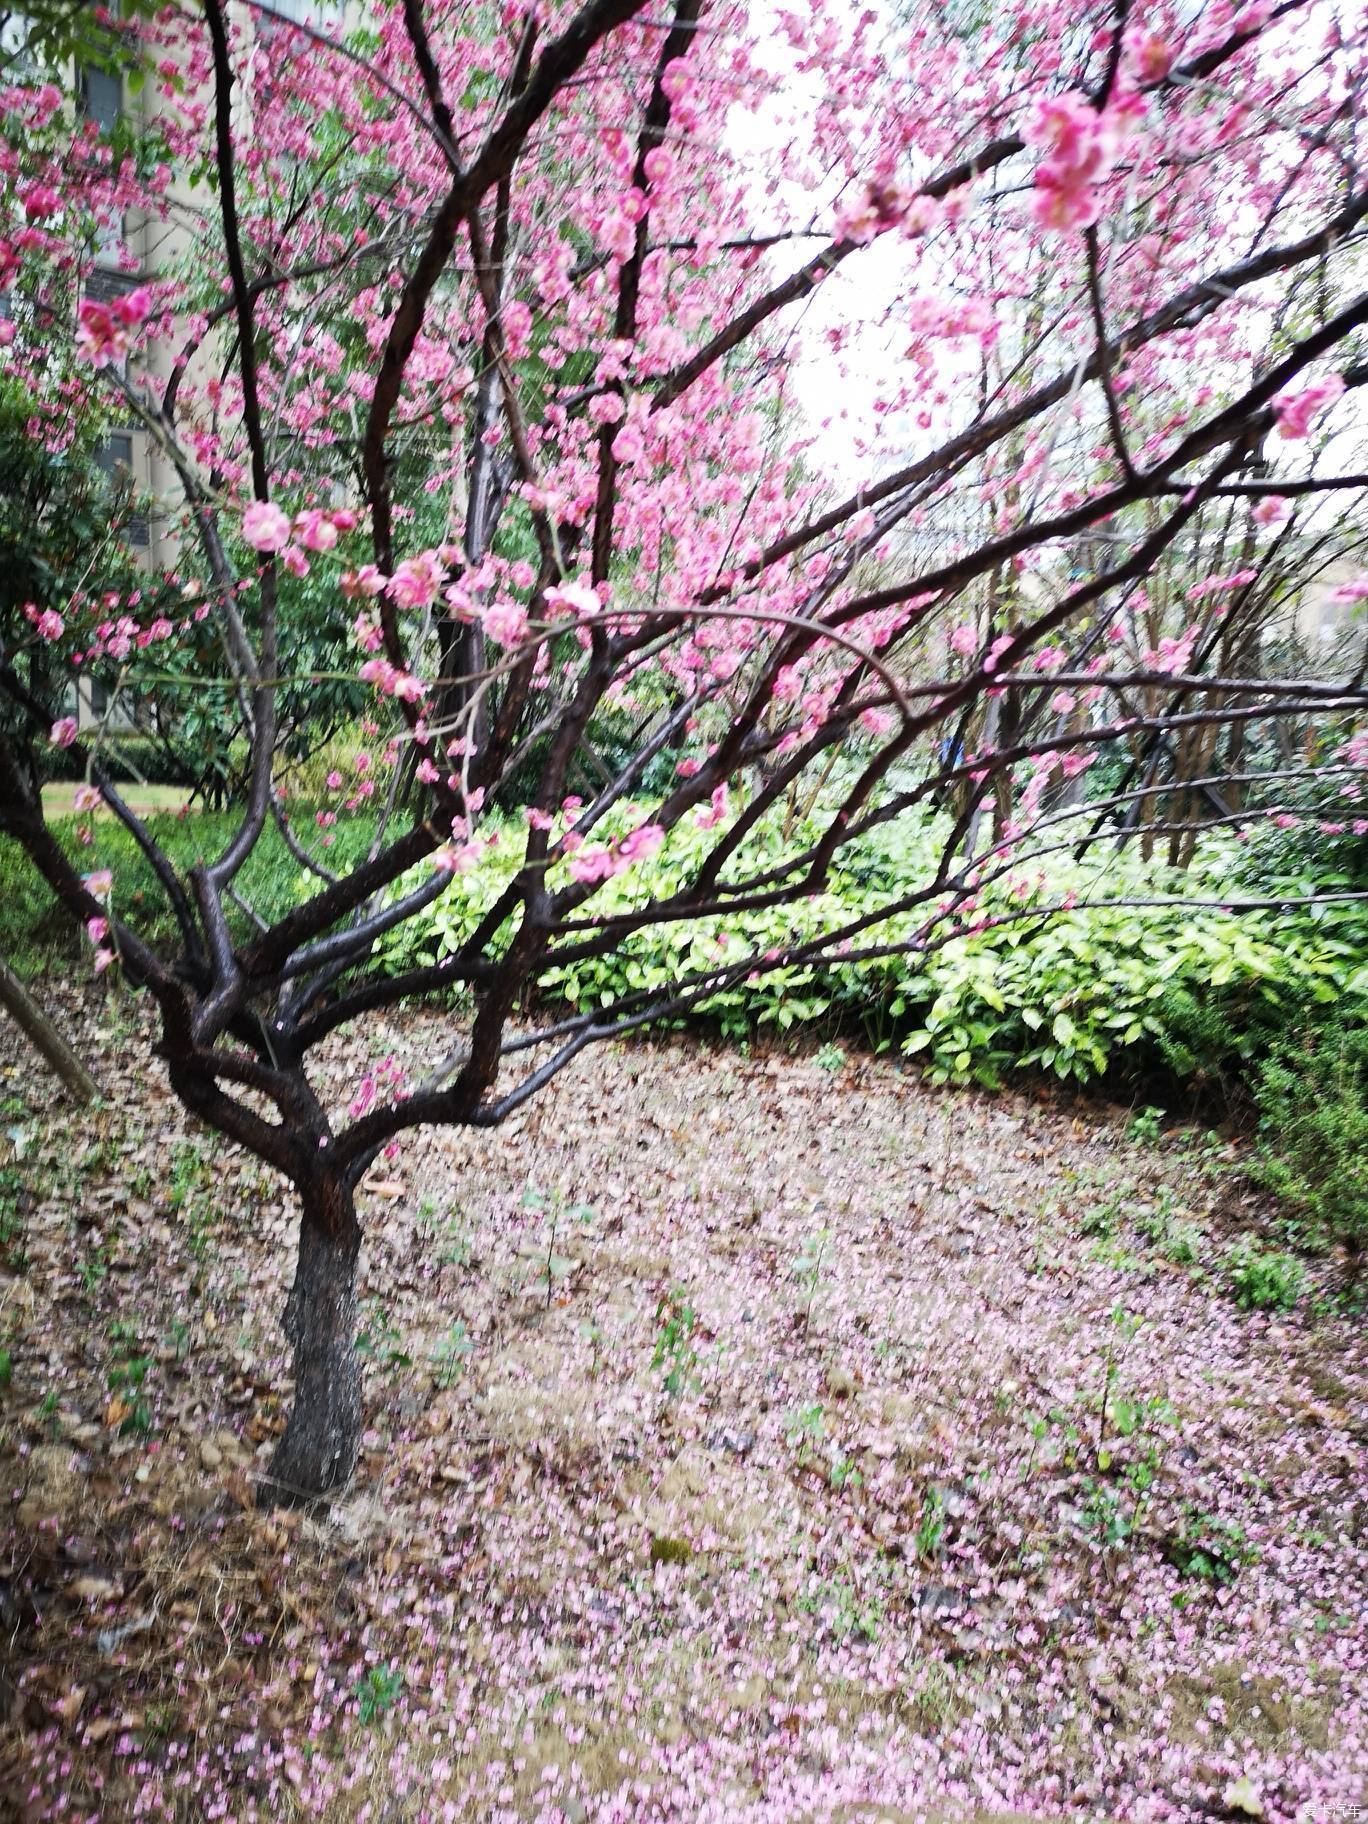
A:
1;985;1363;1821
39;785;196;821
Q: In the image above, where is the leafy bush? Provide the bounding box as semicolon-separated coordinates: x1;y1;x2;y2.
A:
0;811;375;966
1249;1019;1368;1250
37;734;196;788
9;801;1368;1152
379;807;1368;1097
1163;1507;1256;1584
1225;1237;1306;1310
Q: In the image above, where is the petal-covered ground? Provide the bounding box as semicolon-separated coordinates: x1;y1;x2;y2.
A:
1;990;1364;1823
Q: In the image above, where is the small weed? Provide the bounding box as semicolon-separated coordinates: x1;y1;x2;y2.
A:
1128;1106;1165;1145
355;1663;404;1725
0;1165;26;1260
1080;1194;1123;1239
914;1484;946;1561
168;1141;217;1260
356;1303;411;1371
798;1567;884;1642
78;1245;108;1293
523;1183;594;1307
439;1217;473;1269
792;1228;830;1327
1163;1508;1256;1584
829;1451;863;1491
430;1320;472;1390
1080;1481;1134;1550
814;1042;846;1073
106;1322;152;1435
651;1290;698;1398
1226;1237;1305;1311
787;1401;826;1466
1135;1187;1206;1267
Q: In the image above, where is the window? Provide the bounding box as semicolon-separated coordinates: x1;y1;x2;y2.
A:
77;67;122;135
94;434;149;547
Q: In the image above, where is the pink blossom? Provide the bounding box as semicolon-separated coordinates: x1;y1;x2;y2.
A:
50;716;78;748
948;624;978;657
242;500;292;553
983;634;1015;673
84;869;113;898
75;287;152;366
433;841;480;873
294;508;339;552
695;784;729;830
1026;90;1143;233
567;843;615;884
21;183;61;221
502;299;533;360
616;822;665;866
483;599;531;647
1253;494;1290;526
86;916;108;945
834;178;914;245
1272;373;1344;439
545;579;600;618
112;286;152;328
26;604;64;641
75;300;130;367
1122;27;1172;85
342;565;387;600
387;551;444;610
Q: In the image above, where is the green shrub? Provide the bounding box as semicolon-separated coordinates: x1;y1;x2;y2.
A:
1225;1237;1306;1310
37;734;195;788
1249;1019;1368;1250
0;811;376;965
1163;1507;1256;1584
8;798;1368;1146
381;807;1368;1094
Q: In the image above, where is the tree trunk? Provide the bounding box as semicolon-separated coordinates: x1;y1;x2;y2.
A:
262;1170;363;1507
0;956;101;1103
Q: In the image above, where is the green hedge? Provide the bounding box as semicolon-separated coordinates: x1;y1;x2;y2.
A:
6;803;1366;1244
36;734;196;788
378;806;1368;1093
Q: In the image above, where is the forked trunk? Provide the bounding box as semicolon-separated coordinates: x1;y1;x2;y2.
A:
262;1169;362;1507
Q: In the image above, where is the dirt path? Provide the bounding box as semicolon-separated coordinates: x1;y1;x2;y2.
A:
1;993;1364;1822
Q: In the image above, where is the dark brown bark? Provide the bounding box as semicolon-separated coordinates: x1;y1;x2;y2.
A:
262;1170;363;1507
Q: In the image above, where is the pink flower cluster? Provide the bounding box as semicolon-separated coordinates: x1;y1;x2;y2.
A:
24;602;63;642
75;286;153;366
347;1053;405;1120
564;820;666;884
358;656;426;703
241;501;358;562
1025;91;1144;232
1272;373;1344;439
